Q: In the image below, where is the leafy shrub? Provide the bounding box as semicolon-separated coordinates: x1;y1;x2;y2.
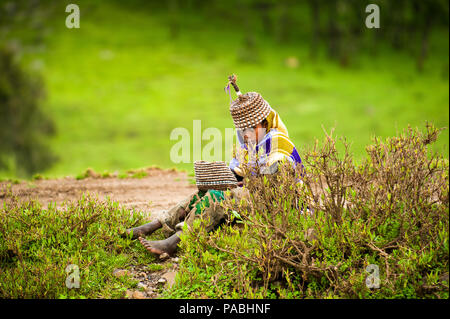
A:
168;123;449;299
0;46;57;177
0;192;151;298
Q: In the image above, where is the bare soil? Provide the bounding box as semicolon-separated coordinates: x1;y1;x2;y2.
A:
0;167;197;221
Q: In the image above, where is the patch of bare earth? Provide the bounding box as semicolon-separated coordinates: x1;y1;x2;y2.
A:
0;167;197;221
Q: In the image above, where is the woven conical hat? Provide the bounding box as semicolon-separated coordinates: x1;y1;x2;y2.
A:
194;161;238;191
229;92;272;129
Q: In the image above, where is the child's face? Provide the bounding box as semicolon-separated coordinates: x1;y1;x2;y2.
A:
240;123;265;145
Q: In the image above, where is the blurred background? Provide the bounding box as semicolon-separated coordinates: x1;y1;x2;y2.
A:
0;0;448;179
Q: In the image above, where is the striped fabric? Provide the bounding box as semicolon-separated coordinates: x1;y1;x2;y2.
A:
229;109;303;176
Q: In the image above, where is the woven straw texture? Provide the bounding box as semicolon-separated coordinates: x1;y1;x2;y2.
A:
230;92;272;129
194;161;238;191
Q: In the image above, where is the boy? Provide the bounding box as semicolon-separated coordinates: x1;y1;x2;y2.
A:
125;75;303;256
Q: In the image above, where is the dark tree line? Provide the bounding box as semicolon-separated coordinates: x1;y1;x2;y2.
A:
157;0;449;70
0;0;57;177
0;46;57;177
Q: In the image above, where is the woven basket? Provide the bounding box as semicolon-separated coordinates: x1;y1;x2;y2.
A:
194;161;238;191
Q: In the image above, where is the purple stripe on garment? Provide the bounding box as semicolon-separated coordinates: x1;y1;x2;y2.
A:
265;135;271;156
291;147;302;164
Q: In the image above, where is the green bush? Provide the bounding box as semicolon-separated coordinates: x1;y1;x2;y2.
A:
0;192;151;298
167;123;449;299
0;46;57;177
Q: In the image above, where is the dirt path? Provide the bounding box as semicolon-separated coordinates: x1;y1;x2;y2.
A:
0;167;197;221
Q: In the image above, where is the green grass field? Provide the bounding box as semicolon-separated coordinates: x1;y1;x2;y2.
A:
4;0;448;179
